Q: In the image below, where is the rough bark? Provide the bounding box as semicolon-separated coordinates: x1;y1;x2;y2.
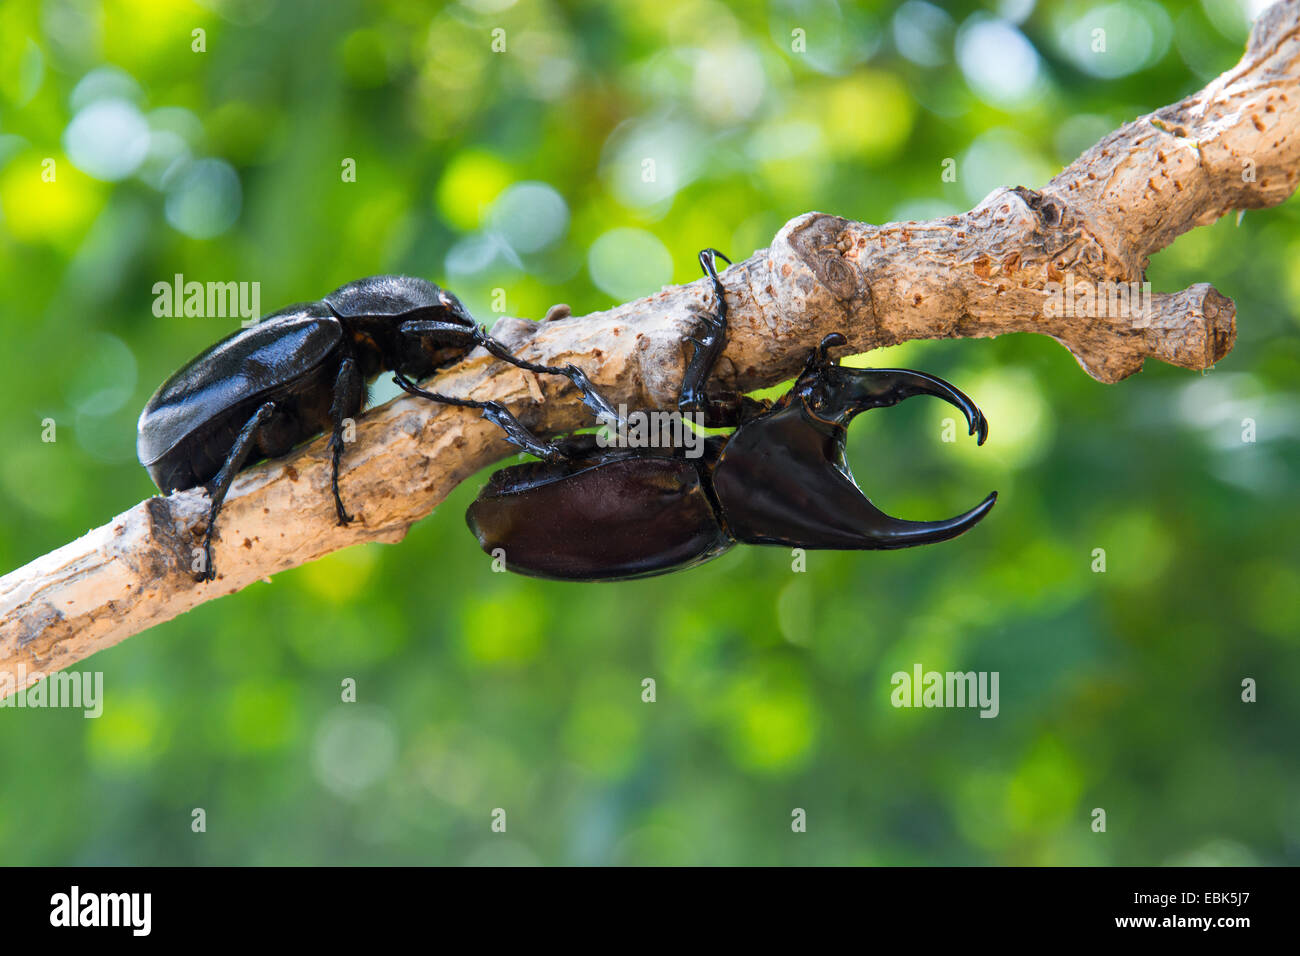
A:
3;1;1299;696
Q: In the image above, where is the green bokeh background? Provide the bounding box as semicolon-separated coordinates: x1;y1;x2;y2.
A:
1;0;1296;865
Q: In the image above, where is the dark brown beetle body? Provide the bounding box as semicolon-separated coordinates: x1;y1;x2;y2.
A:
466;250;997;581
468;438;733;580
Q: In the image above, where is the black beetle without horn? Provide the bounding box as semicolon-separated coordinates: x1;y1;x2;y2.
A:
137;275;592;582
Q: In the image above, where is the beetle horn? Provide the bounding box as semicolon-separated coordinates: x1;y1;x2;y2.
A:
715;413;998;550
840;488;998;549
825;366;988;444
711;363;998;550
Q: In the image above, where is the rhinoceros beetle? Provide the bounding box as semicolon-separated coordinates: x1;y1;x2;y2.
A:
463;249;998;581
138;275;591;582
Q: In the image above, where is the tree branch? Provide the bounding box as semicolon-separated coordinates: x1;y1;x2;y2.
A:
4;0;1299;695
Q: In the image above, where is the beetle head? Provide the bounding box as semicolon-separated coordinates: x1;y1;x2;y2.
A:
322;275;483;378
710;334;996;550
391;286;482;378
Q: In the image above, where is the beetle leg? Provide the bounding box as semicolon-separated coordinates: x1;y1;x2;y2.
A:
554;363;625;429
473;331;626;429
391;371;567;463
479;401;568;462
396;318;479;350
390;369;487;410
327;356;360;524
397;318;625;428
679;248;744;427
198;401;275;582
800;333;848;380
